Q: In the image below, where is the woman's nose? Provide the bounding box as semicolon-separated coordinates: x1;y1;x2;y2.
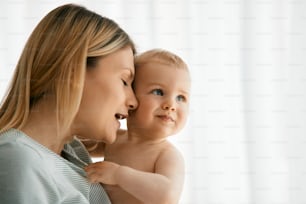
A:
127;90;138;110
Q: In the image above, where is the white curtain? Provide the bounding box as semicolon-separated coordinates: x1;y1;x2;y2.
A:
1;1;306;203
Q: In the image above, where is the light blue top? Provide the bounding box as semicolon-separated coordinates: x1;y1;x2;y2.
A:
0;129;111;204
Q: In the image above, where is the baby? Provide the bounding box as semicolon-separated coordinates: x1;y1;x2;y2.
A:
84;49;191;204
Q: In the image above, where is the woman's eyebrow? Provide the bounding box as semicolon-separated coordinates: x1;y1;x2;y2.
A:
123;68;134;80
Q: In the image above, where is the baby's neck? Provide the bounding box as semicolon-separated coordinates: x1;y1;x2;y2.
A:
126;129;168;145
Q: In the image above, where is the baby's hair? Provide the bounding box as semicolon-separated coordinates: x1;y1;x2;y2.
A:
135;49;188;71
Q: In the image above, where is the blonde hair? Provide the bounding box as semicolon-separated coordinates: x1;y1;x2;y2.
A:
135;49;188;71
0;4;135;133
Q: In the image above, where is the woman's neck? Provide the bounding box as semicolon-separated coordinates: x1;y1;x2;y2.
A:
20;101;72;155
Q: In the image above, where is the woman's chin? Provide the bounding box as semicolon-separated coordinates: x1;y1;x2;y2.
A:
104;127;118;144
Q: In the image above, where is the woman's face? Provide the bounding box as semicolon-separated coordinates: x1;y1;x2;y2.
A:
73;46;137;143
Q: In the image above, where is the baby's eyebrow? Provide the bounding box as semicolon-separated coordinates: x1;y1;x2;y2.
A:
146;82;163;87
180;90;190;95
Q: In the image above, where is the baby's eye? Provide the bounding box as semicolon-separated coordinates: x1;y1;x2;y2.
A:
176;95;186;102
151;89;163;96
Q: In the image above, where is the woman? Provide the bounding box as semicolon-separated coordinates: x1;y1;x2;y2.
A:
0;4;137;204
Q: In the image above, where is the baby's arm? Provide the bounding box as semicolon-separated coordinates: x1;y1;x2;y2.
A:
85;148;185;204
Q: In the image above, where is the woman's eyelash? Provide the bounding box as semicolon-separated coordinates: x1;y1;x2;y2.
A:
122;80;128;86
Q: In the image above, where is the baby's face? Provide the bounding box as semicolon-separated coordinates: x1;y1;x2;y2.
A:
129;62;191;138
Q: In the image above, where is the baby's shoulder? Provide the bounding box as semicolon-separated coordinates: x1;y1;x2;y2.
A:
157;141;182;159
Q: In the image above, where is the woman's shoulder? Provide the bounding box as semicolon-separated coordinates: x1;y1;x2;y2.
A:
0;129;51;172
0;129;55;186
0;128;43;157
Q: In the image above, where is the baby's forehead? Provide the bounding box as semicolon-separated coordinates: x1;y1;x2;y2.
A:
135;61;188;73
134;64;190;87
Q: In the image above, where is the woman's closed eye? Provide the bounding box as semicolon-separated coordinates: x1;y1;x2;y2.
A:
122;79;128;86
151;89;163;96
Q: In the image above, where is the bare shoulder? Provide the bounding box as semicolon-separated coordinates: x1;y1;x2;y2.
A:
156;142;185;174
160;142;184;161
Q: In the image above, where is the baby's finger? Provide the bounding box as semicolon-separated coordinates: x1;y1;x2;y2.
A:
85;170;102;183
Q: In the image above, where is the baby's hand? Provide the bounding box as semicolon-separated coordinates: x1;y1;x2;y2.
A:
84;161;120;185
